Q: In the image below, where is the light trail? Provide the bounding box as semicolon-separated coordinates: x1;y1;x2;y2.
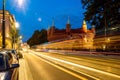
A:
35;54;88;80
29;51;99;80
30;51;120;79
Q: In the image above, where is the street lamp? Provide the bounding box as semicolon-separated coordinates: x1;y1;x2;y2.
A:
2;0;6;48
15;22;20;28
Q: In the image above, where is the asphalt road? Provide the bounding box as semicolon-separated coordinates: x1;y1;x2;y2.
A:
23;50;120;80
24;52;89;80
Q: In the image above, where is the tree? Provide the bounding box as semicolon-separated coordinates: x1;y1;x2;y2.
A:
9;27;20;49
81;0;120;29
27;29;48;47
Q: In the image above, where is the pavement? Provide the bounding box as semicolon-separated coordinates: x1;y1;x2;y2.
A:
19;53;33;80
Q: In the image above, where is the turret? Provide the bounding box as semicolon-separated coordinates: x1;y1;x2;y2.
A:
66;16;71;34
91;25;95;34
47;25;51;36
82;20;87;33
51;18;55;36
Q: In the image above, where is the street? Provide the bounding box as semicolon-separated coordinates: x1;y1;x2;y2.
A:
0;0;119;80
24;51;85;80
20;50;120;80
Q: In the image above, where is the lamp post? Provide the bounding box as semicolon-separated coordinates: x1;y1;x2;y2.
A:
2;0;6;48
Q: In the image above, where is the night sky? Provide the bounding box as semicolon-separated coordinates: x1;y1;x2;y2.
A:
0;0;87;42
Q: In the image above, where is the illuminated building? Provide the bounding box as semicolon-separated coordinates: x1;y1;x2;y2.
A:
0;10;16;48
47;18;95;50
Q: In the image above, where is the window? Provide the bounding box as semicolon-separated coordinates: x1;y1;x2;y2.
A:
0;54;5;70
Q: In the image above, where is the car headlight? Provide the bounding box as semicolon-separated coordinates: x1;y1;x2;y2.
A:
0;72;6;80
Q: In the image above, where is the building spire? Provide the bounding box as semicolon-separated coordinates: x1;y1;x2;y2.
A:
67;16;70;24
91;25;95;33
52;18;54;26
47;24;50;30
82;20;87;32
92;25;95;28
83;20;86;25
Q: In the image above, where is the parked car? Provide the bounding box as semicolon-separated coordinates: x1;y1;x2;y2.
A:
0;51;19;80
7;49;19;61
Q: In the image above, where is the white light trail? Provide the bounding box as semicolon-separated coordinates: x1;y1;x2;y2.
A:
32;51;120;79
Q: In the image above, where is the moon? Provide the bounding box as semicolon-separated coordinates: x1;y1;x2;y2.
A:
38;17;42;22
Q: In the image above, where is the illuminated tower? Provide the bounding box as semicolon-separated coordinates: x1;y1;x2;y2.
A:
51;18;55;36
82;20;87;33
91;25;95;34
47;25;51;36
66;16;71;34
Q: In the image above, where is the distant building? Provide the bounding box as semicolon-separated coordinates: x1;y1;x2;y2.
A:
0;10;16;48
47;17;95;50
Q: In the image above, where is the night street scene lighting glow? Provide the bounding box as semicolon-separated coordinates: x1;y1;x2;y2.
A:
0;0;120;80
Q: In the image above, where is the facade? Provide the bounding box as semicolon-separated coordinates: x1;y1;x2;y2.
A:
46;18;95;50
0;10;16;48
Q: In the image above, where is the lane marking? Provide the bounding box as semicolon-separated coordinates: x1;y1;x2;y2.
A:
31;52;120;79
30;53;88;80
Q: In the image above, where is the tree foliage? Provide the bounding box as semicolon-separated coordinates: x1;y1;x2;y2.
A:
81;0;120;29
27;29;48;47
9;27;20;47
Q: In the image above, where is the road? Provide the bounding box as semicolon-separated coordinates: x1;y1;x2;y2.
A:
24;51;86;80
22;50;120;80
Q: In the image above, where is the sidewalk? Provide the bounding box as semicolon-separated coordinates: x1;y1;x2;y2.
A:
19;58;33;80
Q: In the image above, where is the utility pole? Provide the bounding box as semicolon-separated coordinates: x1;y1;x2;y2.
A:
2;0;6;48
